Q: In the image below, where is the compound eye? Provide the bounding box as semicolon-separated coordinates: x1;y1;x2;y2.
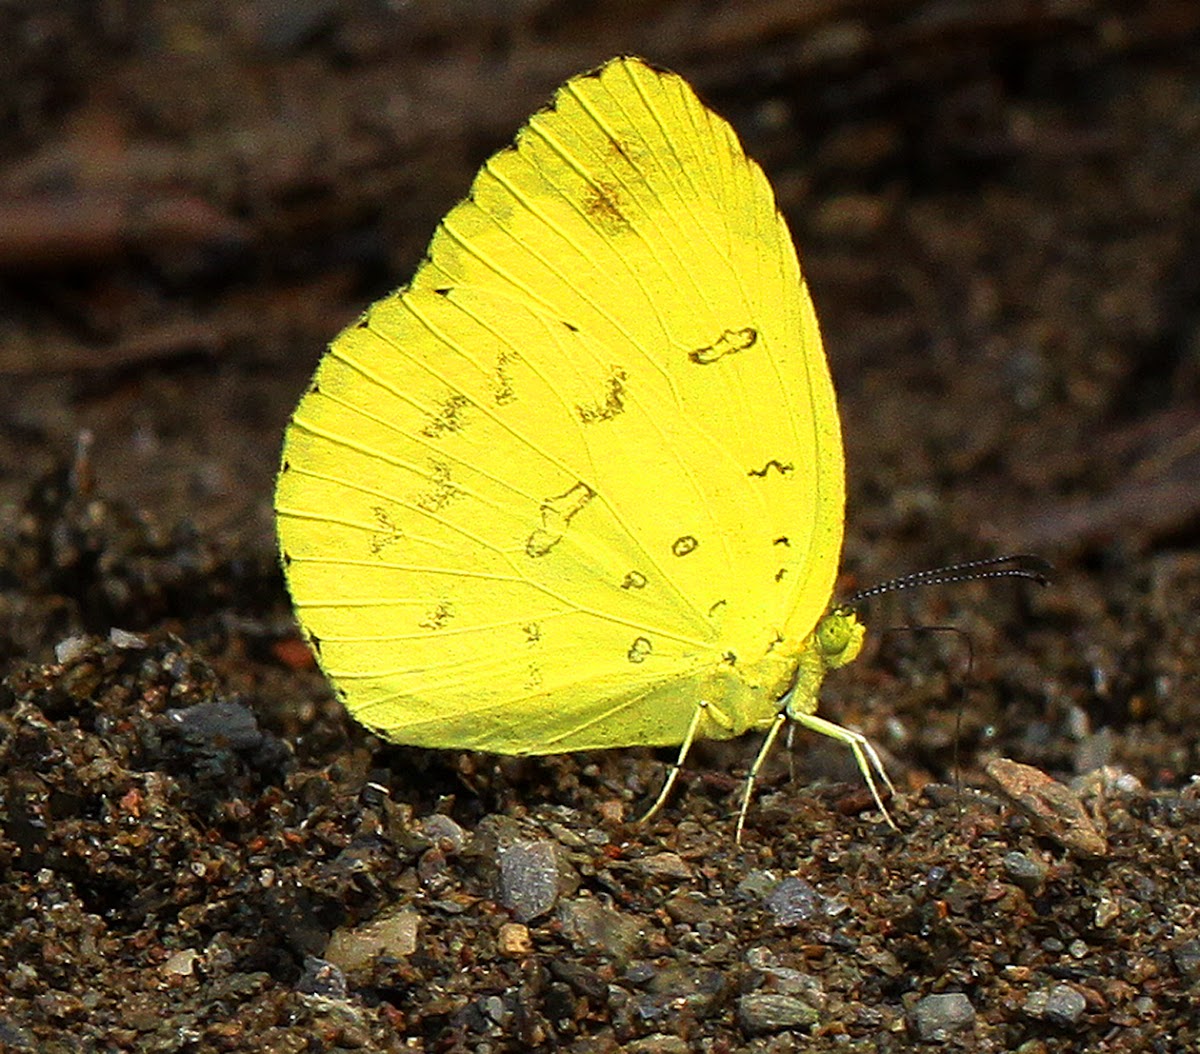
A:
817;614;850;655
814;609;865;669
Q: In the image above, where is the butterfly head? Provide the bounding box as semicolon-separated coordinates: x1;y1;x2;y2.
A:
814;607;865;670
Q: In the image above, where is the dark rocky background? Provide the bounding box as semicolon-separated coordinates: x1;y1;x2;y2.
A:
1;2;1197;1050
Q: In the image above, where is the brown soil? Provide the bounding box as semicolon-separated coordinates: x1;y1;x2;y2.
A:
1;4;1198;1052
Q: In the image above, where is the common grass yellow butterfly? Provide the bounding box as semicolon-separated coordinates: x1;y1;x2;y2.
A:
275;56;896;839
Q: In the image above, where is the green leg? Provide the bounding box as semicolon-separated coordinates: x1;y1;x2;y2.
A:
639;698;710;823
735;710;789;844
792;711;899;830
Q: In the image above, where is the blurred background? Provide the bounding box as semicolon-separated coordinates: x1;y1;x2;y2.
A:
2;0;1196;787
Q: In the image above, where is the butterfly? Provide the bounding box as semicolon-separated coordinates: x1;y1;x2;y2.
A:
274;56;895;840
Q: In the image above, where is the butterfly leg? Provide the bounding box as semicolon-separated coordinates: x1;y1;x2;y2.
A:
735;711;789;844
639;698;714;823
791;711;899;830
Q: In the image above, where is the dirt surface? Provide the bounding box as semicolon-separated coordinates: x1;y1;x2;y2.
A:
2;3;1199;1051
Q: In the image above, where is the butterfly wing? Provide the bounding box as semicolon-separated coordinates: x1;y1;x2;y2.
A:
274;57;845;753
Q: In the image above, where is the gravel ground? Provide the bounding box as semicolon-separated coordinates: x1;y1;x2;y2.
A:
1;4;1197;1051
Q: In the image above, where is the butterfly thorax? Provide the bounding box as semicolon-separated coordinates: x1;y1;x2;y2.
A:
693;608;864;741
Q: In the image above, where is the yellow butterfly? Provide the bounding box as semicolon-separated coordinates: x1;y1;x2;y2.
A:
274;56;895;839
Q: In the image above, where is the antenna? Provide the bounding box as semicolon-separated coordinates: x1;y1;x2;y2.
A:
845;554;1052;607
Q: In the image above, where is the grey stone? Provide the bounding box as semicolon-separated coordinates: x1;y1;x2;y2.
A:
764;876;822;925
1002;851;1047;894
1025;984;1086;1028
497;839;560;922
910;992;976;1040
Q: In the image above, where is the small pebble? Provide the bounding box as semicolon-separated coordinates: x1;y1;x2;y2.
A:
1002;851;1047;895
632;851;692;880
1094;896;1121;928
910;992;976;1040
159;949;200;977
421;813;467;853
764;876;821;925
1024;984;1087;1027
987;758;1107;857
557;897;643;960
109;628;147;649
737;869;779;899
497;922;532;958
738;993;820;1035
498;839;560;923
324;909;419;973
1172;940;1200;978
54;635;89;664
166;700;262;752
296;956;347;999
1043;984;1088;1027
